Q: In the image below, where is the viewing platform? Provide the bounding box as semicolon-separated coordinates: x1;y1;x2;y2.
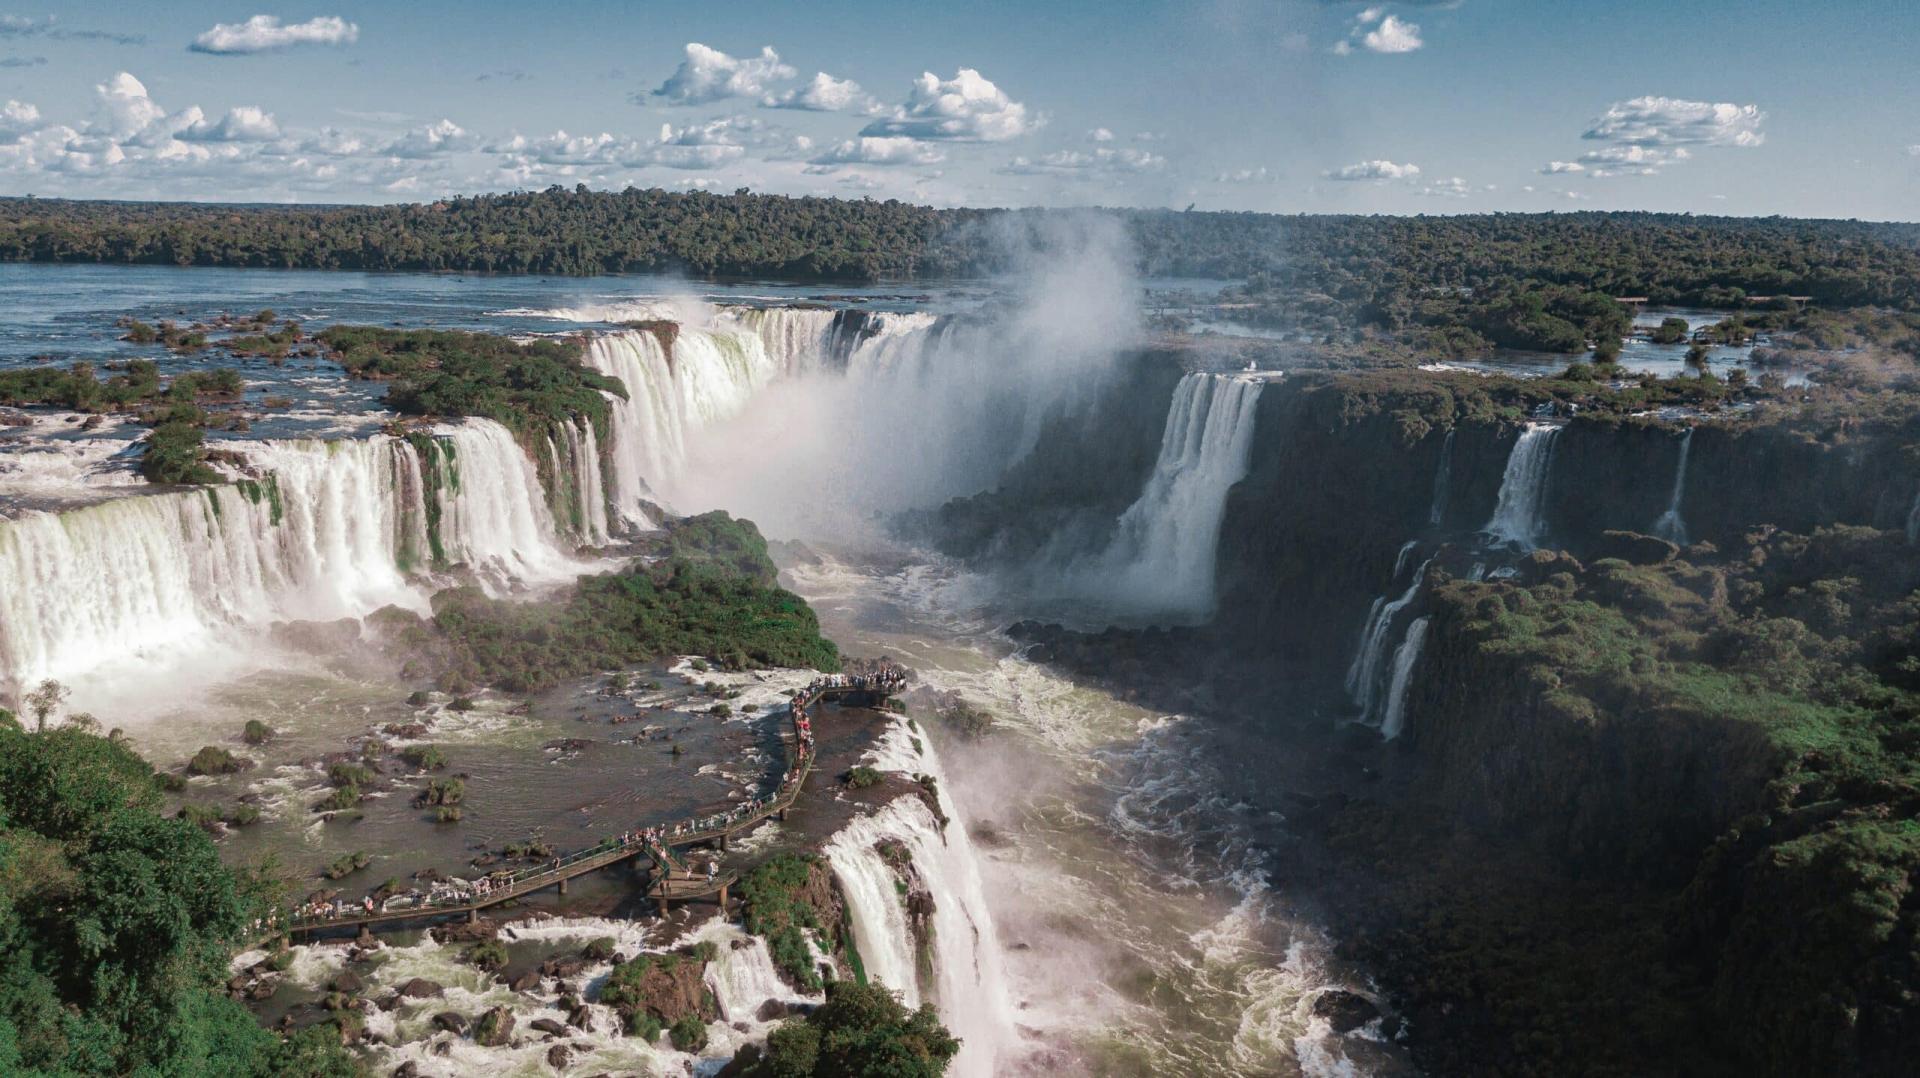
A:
249;667;906;944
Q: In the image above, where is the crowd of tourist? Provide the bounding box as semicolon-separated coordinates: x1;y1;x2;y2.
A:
270;665;907;932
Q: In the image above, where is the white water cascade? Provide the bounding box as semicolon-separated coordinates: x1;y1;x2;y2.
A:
1345;546;1433;723
1651;428;1693;546
1073;372;1268;620
824;722;1015;1078
1379;616;1431;741
1429;428;1456;526
1483;422;1562;550
1908;487;1920;544
0;419;586;705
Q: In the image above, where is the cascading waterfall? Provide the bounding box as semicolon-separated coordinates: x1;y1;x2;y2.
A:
1345;547;1433;722
545;418;611;546
0;419;584;704
1908;487;1920;544
1651;428;1693;546
842;312;943;375
825;721;1014;1078
1483;422;1562;550
1379;616;1431;741
1429;428;1455;526
1075;372;1268;620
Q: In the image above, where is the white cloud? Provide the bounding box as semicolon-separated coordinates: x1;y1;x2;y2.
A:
1540;160;1586;174
762;72;871;112
383;119;474;158
1583;96;1765;148
999;146;1164;176
1215;166;1278;183
861;68;1038;141
1089;127;1114;142
0;99;40;141
95;72;169;139
190;15;358;55
1577;143;1689;176
1362;14;1423;53
1415;176;1470;198
181;105;280;142
806;136;945;169
1906;144;1920;157
650;43;794;106
1325;158;1420;181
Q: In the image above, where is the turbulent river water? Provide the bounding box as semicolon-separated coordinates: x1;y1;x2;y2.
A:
0;263;1399;1075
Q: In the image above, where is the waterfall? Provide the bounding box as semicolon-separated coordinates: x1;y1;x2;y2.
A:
546;418;610;546
1345;550;1432;721
1909;488;1920;544
1077;373;1268;620
843;312;943;376
1651;428;1692;546
583;319;815;522
825;722;1014;1077
1483;423;1562;550
0;420;585;704
1429;429;1455;526
1379;616;1430;741
704;929;819;1024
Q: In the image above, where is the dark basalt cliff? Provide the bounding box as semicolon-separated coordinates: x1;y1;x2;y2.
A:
924;358;1920;1075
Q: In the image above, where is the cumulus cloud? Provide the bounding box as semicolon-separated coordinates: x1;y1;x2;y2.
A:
1215;166;1279;183
484;117;769;175
1362;14;1423;52
190;15;358;55
762;71;872;112
1909;144;1920;157
1325;158;1420;180
861;68;1038;141
806;136;945;169
1576;143;1689;177
0;100;40;146
382;119;474;158
1540;160;1586;174
650;43;794;106
1336;7;1424;54
181;106;281;142
1583;96;1765;148
1089;127;1114;142
999;146;1164;176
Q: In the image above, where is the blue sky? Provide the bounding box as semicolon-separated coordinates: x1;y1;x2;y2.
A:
0;1;1914;218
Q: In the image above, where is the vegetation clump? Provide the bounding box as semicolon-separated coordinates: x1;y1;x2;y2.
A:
728;981;960;1077
322;851;371;880
186;744;246;776
399;512;839;693
241;719;271;745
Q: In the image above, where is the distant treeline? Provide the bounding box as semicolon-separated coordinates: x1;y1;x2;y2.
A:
2;188;1917;309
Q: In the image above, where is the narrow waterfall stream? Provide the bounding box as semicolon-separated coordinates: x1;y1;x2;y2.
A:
1651;428;1693;546
1073;372;1271;620
1483;422;1562;550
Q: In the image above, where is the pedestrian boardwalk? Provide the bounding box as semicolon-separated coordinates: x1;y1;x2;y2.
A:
252;668;905;942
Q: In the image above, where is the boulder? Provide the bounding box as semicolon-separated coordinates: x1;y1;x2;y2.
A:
754;999;788;1022
509;969;543;992
328;971;363;994
430;1011;467;1036
397;977;444;999
546;1044;572;1070
1311;989;1380;1034
530;1017;567;1036
391;1064;420;1078
567;1005;595;1032
473;1006;515;1048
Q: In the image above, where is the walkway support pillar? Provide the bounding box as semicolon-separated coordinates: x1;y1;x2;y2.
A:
718;832;729;852
558;877;569;896
467;909;478;925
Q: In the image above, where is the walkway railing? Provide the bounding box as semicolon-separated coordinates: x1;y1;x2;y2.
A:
247;668;905;941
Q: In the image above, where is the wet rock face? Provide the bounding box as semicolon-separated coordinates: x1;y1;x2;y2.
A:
430;1011;466;1035
472;1005;515;1047
1312;989;1381;1034
545;1043;571;1069
397;977;443;999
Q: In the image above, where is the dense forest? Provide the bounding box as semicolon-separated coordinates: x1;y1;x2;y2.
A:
3;191;1916;311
